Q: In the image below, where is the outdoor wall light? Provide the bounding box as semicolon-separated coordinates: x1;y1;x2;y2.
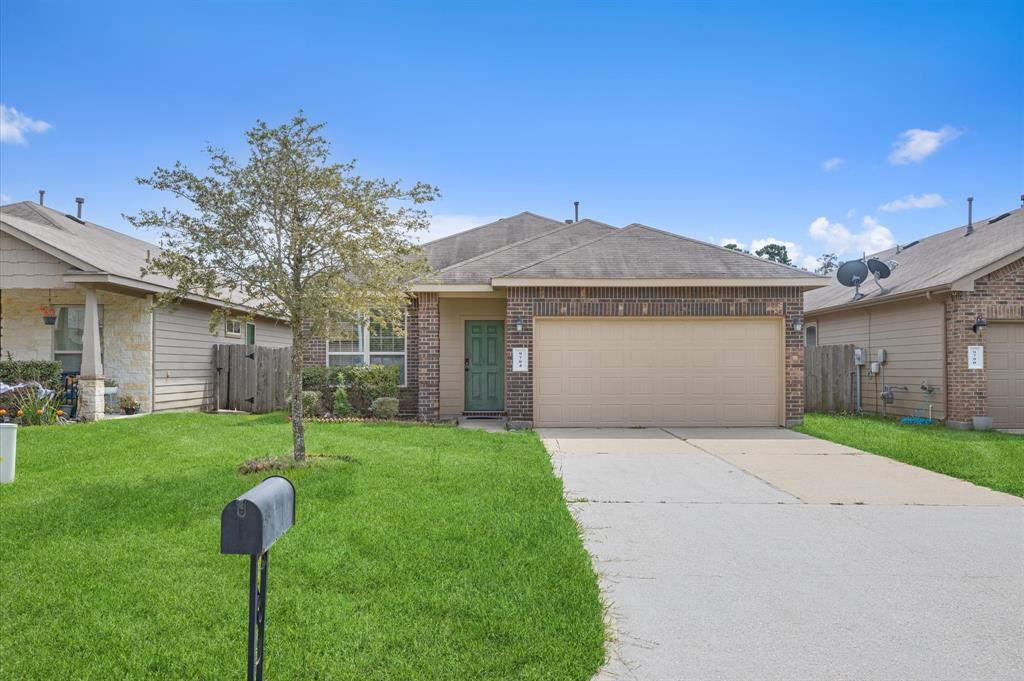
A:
792;318;804;332
972;314;987;334
515;317;524;332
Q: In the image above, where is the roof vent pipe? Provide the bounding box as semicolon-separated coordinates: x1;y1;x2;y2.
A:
75;197;84;219
574;201;579;223
965;197;973;235
1020;193;1023;208
38;190;45;206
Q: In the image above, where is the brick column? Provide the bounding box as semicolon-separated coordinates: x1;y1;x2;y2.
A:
416;292;440;421
783;297;805;427
945;293;986;428
505;289;534;427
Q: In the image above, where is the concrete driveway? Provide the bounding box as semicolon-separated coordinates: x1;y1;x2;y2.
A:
539;427;1024;681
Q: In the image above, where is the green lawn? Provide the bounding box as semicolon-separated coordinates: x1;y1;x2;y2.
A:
796;413;1024;497
0;414;605;680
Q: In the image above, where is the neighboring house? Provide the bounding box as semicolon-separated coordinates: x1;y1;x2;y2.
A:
304;212;826;427
0;199;290;419
804;206;1024;429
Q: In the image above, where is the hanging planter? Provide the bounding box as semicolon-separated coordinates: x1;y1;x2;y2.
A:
38;305;57;326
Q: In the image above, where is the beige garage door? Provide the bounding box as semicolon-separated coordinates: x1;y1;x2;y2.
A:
534;318;782;427
987;323;1024;429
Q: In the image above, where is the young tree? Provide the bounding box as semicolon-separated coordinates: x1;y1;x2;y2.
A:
127;113;438;460
815;252;839;274
755;242;792;265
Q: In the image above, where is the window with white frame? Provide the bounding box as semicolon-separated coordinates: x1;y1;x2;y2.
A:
53;305;104;373
327;317;407;386
225;318;242;337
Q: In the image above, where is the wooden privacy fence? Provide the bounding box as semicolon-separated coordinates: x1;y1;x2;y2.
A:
805;344;856;413
213;344;291;413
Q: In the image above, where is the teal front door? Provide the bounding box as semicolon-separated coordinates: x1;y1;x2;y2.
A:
465;320;504;411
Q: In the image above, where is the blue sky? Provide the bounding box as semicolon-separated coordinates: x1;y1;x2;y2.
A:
2;0;1022;270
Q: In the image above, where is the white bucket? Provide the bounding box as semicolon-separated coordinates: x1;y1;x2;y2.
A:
0;423;16;483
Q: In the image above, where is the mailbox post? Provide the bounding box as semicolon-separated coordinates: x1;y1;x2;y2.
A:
221;476;295;681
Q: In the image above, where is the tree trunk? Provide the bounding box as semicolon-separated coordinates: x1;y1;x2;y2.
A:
290;323;307;462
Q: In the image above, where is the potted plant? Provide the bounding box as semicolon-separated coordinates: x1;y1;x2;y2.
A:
119;394;140;415
38;305;57;326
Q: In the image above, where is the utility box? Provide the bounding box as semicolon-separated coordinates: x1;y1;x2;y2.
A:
876;348;887;364
0;423;16;484
853;348;866;366
221;476;295;556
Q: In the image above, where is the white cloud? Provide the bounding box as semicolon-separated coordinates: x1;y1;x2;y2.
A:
821;157;844;172
878;192;945;212
888;125;961;165
0;104;52;144
808;215;895;257
416;213;502;244
0;193;10;204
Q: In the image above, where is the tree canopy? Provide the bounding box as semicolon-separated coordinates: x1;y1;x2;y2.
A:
128;112;438;459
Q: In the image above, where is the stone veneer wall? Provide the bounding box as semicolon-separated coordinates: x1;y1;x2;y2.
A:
0;288;154;412
504;286;806;426
944;258;1024;427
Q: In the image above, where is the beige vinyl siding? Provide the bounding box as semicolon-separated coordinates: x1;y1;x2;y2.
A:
809;299;945;419
0;232;73;289
153;302;291;411
439;297;506;415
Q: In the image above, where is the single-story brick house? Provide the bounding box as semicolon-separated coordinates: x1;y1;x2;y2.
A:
0;199;291;419
304;212;826;427
804;205;1024;430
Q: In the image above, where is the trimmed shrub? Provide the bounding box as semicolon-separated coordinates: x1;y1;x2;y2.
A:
339;364;399;415
302;366;331;393
0;359;63;391
287;390;322;417
332;383;354;417
370;397;400;420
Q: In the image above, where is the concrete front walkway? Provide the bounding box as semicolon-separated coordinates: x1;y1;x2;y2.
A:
539;427;1024;681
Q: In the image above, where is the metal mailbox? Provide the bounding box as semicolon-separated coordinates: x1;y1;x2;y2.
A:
221;475;295;555
221;476;295;681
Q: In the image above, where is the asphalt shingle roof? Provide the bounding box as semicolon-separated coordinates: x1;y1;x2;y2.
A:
805;207;1024;313
429;219;617;284
421;211;565;270
1;201;176;289
497;223;822;280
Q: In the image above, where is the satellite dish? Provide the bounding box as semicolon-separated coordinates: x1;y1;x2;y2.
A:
836;260;869;301
866;258;892;294
866;259;891;279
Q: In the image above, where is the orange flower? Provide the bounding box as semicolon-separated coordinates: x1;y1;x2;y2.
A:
36;408;44;415
16;410;24;417
56;410;65;416
0;408;6;416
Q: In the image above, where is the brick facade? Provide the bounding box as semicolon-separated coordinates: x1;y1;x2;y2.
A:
306;285;811;426
504;286;806;426
944;258;1024;427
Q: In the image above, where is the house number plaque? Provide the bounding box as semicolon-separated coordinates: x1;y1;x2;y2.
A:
512;348;528;372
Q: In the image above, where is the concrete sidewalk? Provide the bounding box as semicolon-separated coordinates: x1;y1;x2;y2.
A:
540;427;1024;681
